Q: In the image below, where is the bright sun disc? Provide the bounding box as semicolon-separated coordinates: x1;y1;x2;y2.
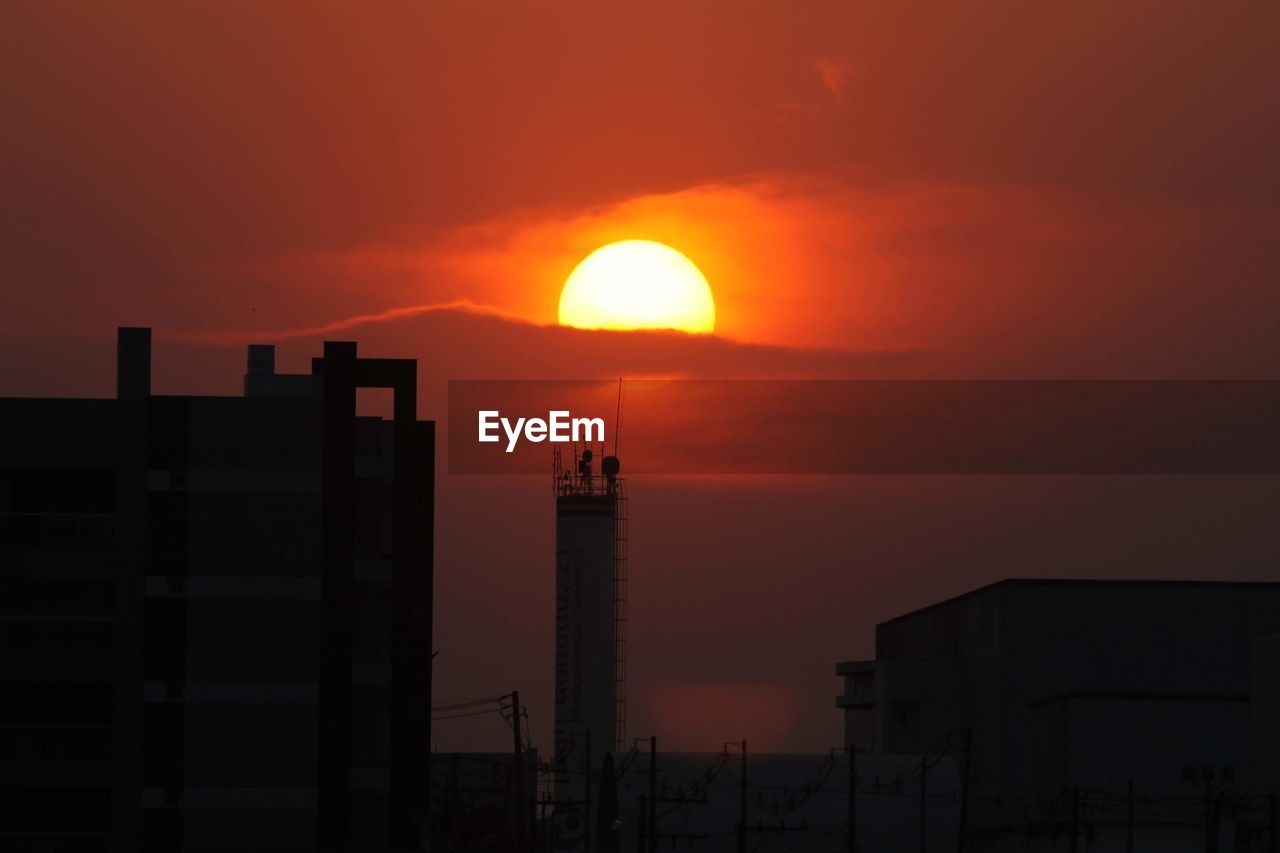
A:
558;240;716;333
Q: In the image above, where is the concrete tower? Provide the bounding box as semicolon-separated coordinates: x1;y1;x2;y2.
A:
552;448;626;834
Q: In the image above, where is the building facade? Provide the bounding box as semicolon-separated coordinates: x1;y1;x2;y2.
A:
837;579;1280;852
1250;634;1280;800
0;328;434;853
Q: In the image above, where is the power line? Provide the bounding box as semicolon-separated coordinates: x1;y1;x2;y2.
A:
435;701;504;717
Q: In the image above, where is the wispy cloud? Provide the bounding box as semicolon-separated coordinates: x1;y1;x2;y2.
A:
165;299;531;346
814;57;855;106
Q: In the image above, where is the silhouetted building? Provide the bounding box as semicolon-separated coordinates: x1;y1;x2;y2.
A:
1251;635;1280;796
0;328;434;853
836;578;1280;852
552;446;626;841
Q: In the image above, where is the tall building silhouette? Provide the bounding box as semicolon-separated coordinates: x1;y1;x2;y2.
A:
0;328;434;852
552;447;626;845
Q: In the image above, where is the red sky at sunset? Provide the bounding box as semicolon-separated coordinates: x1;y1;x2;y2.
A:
3;1;1279;753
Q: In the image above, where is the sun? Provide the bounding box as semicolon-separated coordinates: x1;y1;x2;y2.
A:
558;240;716;333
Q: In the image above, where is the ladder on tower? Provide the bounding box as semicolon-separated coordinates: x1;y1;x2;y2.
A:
613;481;628;752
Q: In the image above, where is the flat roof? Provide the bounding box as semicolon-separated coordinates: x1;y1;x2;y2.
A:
879;577;1280;630
1026;690;1249;710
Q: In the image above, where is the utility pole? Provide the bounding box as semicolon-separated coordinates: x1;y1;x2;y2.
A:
647;736;657;853
1126;780;1133;853
919;756;928;853
637;784;709;847
738;738;807;846
847;745;857;853
738;740;748;853
512;691;526;851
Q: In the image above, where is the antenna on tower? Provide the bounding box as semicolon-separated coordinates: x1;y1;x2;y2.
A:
603;378;623;490
613;377;624;457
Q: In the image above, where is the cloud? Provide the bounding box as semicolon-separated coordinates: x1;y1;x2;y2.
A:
814;57;855;105
212;167;1280;380
164;299;529;346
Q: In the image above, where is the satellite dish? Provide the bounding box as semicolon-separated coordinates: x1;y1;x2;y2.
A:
602;456;621;477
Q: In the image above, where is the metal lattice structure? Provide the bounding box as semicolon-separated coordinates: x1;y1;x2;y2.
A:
612;479;628;752
552;445;627;752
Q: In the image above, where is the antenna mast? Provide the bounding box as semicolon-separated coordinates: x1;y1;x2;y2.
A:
613;377;624;457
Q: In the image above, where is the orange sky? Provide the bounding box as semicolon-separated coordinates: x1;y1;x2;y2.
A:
4;1;1278;375
3;0;1279;753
